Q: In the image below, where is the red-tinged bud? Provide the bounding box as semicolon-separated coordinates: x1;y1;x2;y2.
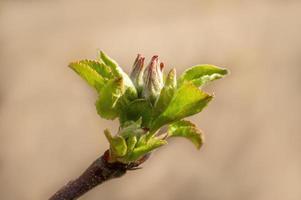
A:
142;55;164;103
130;54;145;94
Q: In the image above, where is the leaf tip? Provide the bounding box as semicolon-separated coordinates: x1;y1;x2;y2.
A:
104;129;112;140
196;135;204;150
220;67;230;75
68;61;77;69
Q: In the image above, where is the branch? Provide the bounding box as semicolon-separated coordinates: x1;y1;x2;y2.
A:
49;150;148;200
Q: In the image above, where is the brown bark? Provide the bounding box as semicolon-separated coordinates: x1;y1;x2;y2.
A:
49;150;148;200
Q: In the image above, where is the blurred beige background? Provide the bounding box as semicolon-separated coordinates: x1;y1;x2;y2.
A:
1;0;301;199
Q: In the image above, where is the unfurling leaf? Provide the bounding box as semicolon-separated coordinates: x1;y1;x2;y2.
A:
99;51;137;100
151;82;213;131
153;68;177;117
126;135;138;155
118;119;145;138
127;137;167;161
178;64;228;87
168;120;203;149
104;129;127;157
96;78;124;119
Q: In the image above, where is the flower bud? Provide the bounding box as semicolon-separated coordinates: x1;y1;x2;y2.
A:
130;54;145;94
142;55;164;103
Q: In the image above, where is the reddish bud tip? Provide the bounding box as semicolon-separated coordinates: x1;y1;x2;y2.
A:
130;54;146;93
151;55;159;62
160;62;164;71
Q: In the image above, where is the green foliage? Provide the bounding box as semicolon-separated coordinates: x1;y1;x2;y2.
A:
178;64;228;87
69;51;228;163
69;61;106;91
168;120;203;149
79;60;113;79
120;99;153;127
127;136;167;162
151;82;213;132
99;51;137;100
153;68;177;117
95;78;124;119
104;129;127;157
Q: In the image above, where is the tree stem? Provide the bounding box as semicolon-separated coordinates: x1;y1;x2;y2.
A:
49;150;146;200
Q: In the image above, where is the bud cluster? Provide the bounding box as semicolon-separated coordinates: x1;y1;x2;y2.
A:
130;54;164;103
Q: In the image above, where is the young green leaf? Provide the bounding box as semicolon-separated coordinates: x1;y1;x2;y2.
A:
168;120;203;149
118;119;145;138
127;137;167;162
104;129;127;157
136;134;147;147
99;51;137;99
178;64;228;87
120;99;153;128
153;68;177;117
125;135;137;155
69;61;105;91
151;82;213;131
95;78;124;119
79;60;113;79
99;51;120;76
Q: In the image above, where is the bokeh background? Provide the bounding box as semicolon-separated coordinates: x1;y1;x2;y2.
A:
1;0;300;199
